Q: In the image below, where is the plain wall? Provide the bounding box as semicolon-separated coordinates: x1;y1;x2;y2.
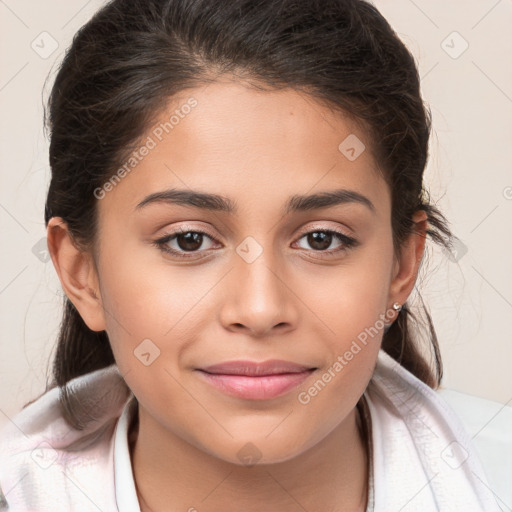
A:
1;1;511;431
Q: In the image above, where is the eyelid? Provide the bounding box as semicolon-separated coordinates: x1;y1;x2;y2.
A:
157;223;219;241
295;221;354;239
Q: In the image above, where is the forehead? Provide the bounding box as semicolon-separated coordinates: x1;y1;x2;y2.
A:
97;79;389;219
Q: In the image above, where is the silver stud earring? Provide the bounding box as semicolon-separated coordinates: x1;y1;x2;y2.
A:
392;302;402;312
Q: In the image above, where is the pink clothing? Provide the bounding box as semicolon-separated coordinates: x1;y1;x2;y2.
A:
0;350;502;511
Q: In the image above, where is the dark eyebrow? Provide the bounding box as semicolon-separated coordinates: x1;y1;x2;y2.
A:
135;188;375;214
135;189;237;213
285;189;375;215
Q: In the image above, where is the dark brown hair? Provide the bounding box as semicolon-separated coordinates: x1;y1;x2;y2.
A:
45;0;452;395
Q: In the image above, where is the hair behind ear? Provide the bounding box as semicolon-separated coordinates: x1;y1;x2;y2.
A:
51;297;114;389
381;304;443;388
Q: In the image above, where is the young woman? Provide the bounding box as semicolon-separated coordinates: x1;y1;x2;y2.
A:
0;0;502;510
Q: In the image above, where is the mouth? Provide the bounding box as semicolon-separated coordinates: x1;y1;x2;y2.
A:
196;360;317;400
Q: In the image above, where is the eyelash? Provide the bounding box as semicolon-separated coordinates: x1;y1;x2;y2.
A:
153;227;358;260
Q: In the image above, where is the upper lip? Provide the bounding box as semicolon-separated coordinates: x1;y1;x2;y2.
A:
199;359;316;376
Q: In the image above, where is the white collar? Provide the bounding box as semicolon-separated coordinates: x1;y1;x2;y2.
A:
114;397;141;512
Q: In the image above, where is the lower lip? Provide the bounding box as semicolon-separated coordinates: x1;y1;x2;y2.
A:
197;370;315;400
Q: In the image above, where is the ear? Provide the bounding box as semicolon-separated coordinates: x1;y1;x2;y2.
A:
388;210;428;307
46;217;106;332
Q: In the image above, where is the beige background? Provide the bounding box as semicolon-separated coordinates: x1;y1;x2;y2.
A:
1;0;511;429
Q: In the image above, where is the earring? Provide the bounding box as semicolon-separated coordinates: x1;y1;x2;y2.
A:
392;302;402;312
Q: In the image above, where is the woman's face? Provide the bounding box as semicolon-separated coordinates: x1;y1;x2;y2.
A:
74;80;409;464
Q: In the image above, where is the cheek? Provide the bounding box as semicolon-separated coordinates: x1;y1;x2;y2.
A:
296;240;394;341
96;243;222;371
293;263;393;433
292;237;394;402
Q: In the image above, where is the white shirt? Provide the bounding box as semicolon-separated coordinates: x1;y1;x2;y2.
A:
114;398;140;511
0;350;504;511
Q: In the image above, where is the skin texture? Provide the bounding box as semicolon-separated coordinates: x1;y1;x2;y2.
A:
47;79;427;512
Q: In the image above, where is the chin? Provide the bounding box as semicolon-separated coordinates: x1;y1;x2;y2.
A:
200;430;313;467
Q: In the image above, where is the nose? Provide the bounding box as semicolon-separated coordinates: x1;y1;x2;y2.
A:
219;243;300;338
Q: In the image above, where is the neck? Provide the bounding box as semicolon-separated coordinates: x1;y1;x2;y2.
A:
130;401;369;512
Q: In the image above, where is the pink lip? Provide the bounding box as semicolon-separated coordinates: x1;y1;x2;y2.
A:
197;360;316;400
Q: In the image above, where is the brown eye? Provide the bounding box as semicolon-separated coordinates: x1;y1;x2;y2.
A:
154;229;219;259
175;232;204;251
306;232;333;251
295;230;355;253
